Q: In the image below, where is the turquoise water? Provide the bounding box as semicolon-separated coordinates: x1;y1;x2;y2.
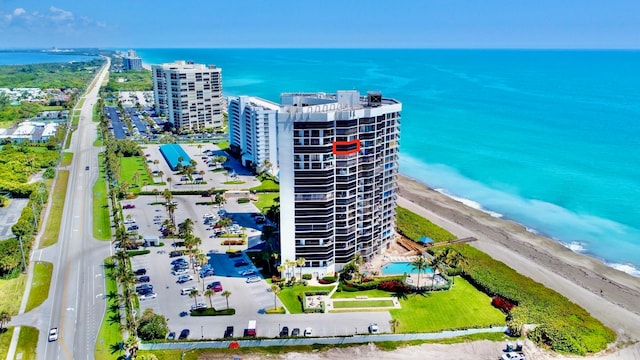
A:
0;51;98;65
133;49;640;276
382;262;434;275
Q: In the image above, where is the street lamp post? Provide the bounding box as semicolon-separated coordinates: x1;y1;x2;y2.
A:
201;325;204;339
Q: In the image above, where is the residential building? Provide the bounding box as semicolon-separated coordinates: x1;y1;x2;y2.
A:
277;90;401;277
152;60;223;131
228;96;279;176
123;50;143;71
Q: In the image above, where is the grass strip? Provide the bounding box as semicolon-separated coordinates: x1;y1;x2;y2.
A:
95;258;123;360
0;327;15;358
93;153;111;241
331;288;389;299
25;261;53;312
332;300;394;308
60;152;73;166
254;193;279;213
278;285;333;314
40;170;69;248
0;275;27;315
14;326;38;360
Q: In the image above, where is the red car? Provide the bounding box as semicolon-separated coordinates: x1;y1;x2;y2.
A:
123;204;135;209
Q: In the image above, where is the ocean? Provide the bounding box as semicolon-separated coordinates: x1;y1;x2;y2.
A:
7;48;640;276
0;51;98;65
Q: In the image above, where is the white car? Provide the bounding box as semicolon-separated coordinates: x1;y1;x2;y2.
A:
48;328;59;342
368;323;379;334
190;302;207;310
246;276;261;283
181;286;197;295
501;353;525;360
240;269;256;276
303;327;313;337
139;293;157;301
172;269;189;276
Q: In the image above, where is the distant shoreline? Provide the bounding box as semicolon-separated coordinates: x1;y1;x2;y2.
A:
397;174;640;341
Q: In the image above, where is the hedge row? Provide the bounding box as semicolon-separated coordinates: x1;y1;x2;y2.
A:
456;244;615;355
190;308;235;316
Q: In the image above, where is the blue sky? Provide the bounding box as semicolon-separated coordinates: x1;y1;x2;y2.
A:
0;0;639;49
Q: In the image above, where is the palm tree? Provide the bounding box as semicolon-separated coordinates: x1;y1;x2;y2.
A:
284;259;296;280
0;311;11;331
188;289;199;309
276;265;285;279
389;319;400;333
410;256;430;290
124;335;140;359
296;257;306;280
162;188;173;203
221;290;231;310
153;159;159;171
166;177;172;191
178;218;195;239
132;172;140;188
197;143;203;155
270;284;280;310
158;170;164;183
165;201;177;228
152;188;159;202
204;289;215;309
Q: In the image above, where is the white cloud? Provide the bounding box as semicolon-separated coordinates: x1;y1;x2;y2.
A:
49;6;73;21
13;8;26;16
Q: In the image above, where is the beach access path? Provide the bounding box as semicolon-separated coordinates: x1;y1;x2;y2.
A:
397;175;640;343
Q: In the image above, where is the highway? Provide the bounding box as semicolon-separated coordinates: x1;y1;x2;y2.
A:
41;58;113;360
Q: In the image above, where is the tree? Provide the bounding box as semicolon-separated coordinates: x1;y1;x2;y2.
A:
197;144;203;155
153;159;159;171
221;290;231;310
166;177;172;191
270;284;280;310
0;310;11;330
124;335;140;358
389;318;400;333
296;257;306;280
410;256;430;290
204;289;215;309
137;308;169;341
152;188;159;202
189;288;199;308
178;218;195;239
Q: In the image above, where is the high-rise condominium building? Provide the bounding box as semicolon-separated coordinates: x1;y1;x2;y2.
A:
152;60;223;131
123;50;143;71
228;96;279;176
278;90;401;277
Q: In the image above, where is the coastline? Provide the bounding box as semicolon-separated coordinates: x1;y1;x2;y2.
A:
397;174;640;341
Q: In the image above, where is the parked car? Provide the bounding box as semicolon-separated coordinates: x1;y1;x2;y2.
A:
169;250;184;258
171;258;188;265
172;268;189;276
234;260;249;267
227;251;242;258
246;276;261;283
176;274;194;283
136;284;153;294
224;326;234;338
368;323;379;334
178;329;190;340
181;286;197;295
123;204;135;209
291;328;300;337
48;328;59;342
85;166;90;171
136;275;150;283
211;281;223;292
303;327;313;337
200;269;215;278
279;326;289;337
127;225;139;231
134;268;147;276
139;293;157;301
501;353;525;360
239;269;255;276
190;302;206;311
167;331;175;340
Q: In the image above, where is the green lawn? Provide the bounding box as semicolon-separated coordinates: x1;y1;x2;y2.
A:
64;129;73;149
42;105;64;111
119;156;154;192
254;193;279;213
93;154;111;241
0;274;26;315
60;152;73;166
92;102;101;122
390;277;505;333
333;300;394;308
215;140;229;150
14;326;37;360
278;285;334;314
77;98;86;108
40;170;69;248
331;289;390;299
25;262;53;312
0;327;14;358
250;179;279;192
223;180;245;185
95;258;124;360
396;206;456;243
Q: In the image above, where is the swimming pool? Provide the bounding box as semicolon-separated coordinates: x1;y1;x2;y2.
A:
381;261;434;275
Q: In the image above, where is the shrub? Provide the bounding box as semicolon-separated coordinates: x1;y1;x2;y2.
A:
265;307;286;314
127;250;150;257
491;296;516;313
190;308;235;316
221;239;246;246
237;198;250;204
377;280;409;293
302;274;312;280
319;276;337;284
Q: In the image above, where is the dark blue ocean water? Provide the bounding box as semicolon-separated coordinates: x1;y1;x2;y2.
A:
133;49;640;275
0;51;98;65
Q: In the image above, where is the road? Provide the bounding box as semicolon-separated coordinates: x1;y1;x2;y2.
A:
41;58;113;360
